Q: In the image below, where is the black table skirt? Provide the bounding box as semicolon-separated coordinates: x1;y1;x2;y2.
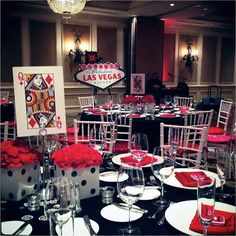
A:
0;103;15;122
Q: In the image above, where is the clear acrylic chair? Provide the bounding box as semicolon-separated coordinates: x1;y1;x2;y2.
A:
174;96;193;107
160;122;208;169
78;96;95;110
208;99;233;135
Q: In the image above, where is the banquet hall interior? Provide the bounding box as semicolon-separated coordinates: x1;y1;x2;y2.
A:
1;1;236;236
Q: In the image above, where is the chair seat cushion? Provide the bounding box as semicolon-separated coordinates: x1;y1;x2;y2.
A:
208;127;224;135
66;127;75;135
177;142;199;155
114;141;129;154
208;135;231;143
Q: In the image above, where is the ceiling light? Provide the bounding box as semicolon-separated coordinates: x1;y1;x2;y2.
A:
203;8;208;11
170;3;175;7
47;0;86;15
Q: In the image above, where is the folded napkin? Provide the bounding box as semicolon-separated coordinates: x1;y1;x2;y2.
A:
128;114;142;118
121;155;157;166
159;113;176;118
175;171;212;187
91;111;107;115
87;108;101;112
100;105;111;109
0;100;9;104
189;208;235;235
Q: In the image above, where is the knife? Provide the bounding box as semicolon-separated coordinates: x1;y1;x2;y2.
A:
12;221;29;235
83;215;97;236
112;203;148;214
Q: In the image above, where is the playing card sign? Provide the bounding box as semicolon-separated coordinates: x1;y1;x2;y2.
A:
13;66;66;137
74;63;125;90
130;73;145;95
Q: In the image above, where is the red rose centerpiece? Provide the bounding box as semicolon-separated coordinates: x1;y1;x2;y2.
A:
141;95;156;113
52;143;103;200
123;95;139;112
1;140;41;201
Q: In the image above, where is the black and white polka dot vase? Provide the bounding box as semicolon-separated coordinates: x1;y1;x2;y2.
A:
54;165;99;200
1;163;40;201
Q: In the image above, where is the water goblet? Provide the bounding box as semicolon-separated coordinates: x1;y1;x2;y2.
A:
151;146;175;206
44;177;76;236
197;176;216;236
216;146;230;201
130;133;149;162
117;162;145;235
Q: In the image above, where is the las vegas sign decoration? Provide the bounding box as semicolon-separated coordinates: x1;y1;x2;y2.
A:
74;63;126;90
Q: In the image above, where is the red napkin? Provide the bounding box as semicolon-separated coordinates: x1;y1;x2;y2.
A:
128;114;142;118
175;171;212;187
121;155;157;166
0;100;9;104
91;111;107;115
87;108;100;112
159;113;176;118
100;105;111;109
179;106;190;115
189;208;235;235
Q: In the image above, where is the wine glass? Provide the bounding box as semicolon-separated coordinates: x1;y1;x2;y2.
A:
151;146;175;206
130;133;149;162
216;146;230;201
117;162;145;235
89;127;106;151
44;177;76;236
197;176;216;236
170;128;180;165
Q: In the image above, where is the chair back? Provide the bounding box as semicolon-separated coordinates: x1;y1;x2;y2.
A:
78;96;95;110
0;91;9;101
217;100;233;134
101;111;133;151
0;121;9;141
174;96;193;107
160;123;208;169
73;119;116;154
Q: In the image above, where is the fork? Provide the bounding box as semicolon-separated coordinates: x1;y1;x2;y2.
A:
83;215;97;236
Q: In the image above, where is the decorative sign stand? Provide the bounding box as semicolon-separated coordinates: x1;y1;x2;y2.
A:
74;63;126;90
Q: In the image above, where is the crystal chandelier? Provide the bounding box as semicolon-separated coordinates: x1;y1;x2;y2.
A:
47;0;86;15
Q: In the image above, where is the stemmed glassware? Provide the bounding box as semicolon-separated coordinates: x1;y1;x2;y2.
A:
170;128;180;164
151;146;175;206
216;146;230;201
130;133;149;162
197;176;216;236
89;127;106;152
117;162;145;235
44;177;76;236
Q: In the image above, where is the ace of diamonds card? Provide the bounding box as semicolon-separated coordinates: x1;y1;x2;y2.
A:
13;66;66;137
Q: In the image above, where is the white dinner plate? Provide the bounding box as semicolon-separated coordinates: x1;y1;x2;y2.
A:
164;168;221;190
100;204;143;222
165;200;235;235
139;187;161;200
112;153;164;168
55;217;99;236
99;171;126;182
1;221;33;235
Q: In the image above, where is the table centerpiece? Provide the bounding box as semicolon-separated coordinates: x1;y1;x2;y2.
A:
52;143;103;199
141;95;156;113
1;139;41;201
123;95;139;112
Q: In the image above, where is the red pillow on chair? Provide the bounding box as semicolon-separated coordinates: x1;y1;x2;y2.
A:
207;135;230;143
114;141;129;154
208;127;224;135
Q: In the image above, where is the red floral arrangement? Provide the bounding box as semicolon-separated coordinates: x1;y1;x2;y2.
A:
1;140;41;168
123;96;139;104
51;143;103;169
141;95;155;104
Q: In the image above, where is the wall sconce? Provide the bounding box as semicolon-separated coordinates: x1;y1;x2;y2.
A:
181;41;198;66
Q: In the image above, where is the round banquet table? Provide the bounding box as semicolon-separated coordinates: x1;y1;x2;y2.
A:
1;164;235;235
80;110;184;152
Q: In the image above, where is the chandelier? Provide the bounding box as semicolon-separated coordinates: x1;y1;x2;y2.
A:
47;0;86;15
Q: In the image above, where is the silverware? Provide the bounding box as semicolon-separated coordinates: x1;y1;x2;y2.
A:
99;171;118;177
147;205;164;219
112;203;148;214
83;215;97;236
12;221;29;235
157;214;166;225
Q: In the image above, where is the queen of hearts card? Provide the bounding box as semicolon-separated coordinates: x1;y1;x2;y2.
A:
13;66;66;137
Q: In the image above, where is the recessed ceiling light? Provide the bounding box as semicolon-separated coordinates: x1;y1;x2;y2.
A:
170;3;175;7
203;8;208;11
